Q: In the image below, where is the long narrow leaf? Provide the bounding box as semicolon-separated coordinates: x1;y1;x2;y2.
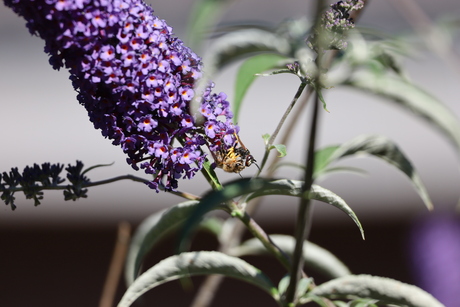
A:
327;134;433;210
314;145;341;176
125;200;199;285
185;0;233;52
310;274;444;307
178;178;271;251
343;71;460;155
230;234;351;279
247;179;364;239
118;251;279;307
234;53;291;122
204;29;291;75
179;178;364;251
190;29;292;118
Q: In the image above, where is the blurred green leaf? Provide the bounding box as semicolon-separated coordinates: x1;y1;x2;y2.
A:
199;216;224;237
204;28;291;76
178;178;270;252
118;251;278;307
202;159;223;190
331;301;348;307
316;166;367;178
262;133;271;144
278;275;312;301
315;85;329;112
125;200;200;285
347;31;411;77
234;53;290;122
231;234;351;279
178;178;364;250
270;144;287;157
350;298;379;307
185;0;233;52
125;201;225;287
310;275;444;307
314;145;340;176
342;70;460;156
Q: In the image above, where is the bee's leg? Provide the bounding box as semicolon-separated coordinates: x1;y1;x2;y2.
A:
233;131;249;149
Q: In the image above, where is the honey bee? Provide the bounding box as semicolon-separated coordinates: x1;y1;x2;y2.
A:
212;133;257;173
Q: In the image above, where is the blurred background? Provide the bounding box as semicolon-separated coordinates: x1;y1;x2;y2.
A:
1;0;459;306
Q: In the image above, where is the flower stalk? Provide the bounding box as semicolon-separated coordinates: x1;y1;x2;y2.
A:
284;0;327;303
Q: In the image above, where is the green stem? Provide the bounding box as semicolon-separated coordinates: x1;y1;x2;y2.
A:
256;80;308;176
265;87;314;176
284;91;321;303
231;207;292;270
285;0;326;303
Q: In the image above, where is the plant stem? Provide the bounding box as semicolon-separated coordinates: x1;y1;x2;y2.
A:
1;174;201;201
284;0;325;302
265;87;314;176
256;80;308;176
190;207;292;307
284;90;321;303
191;2;368;306
234;209;292;270
99;221;131;307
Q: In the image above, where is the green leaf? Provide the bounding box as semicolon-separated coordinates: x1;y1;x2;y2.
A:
327;134;433;211
342;70;460;156
331;301;348;307
310;274;444;307
262;133;271;144
246;180;365;239
189;29;292;123
204;28;291;77
278;275;312;300
316;166;368;178
314;145;340;176
273;161;366;178
234;53;290;122
198;216;224;237
125;200;200;285
350;298;379;307
118;251;279;307
314;85;329;112
179;179;364;251
178;178;271;252
269;144;287;157
231;234;351;279
310;185;365;239
185;0;233;52
202;159;223;190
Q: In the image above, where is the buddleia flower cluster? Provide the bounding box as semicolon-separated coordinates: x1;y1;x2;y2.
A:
4;0;240;191
309;0;364;51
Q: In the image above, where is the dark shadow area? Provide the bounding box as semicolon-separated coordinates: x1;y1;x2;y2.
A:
0;221;413;307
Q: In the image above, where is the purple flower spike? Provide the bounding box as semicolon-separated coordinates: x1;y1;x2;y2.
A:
5;0;244;191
